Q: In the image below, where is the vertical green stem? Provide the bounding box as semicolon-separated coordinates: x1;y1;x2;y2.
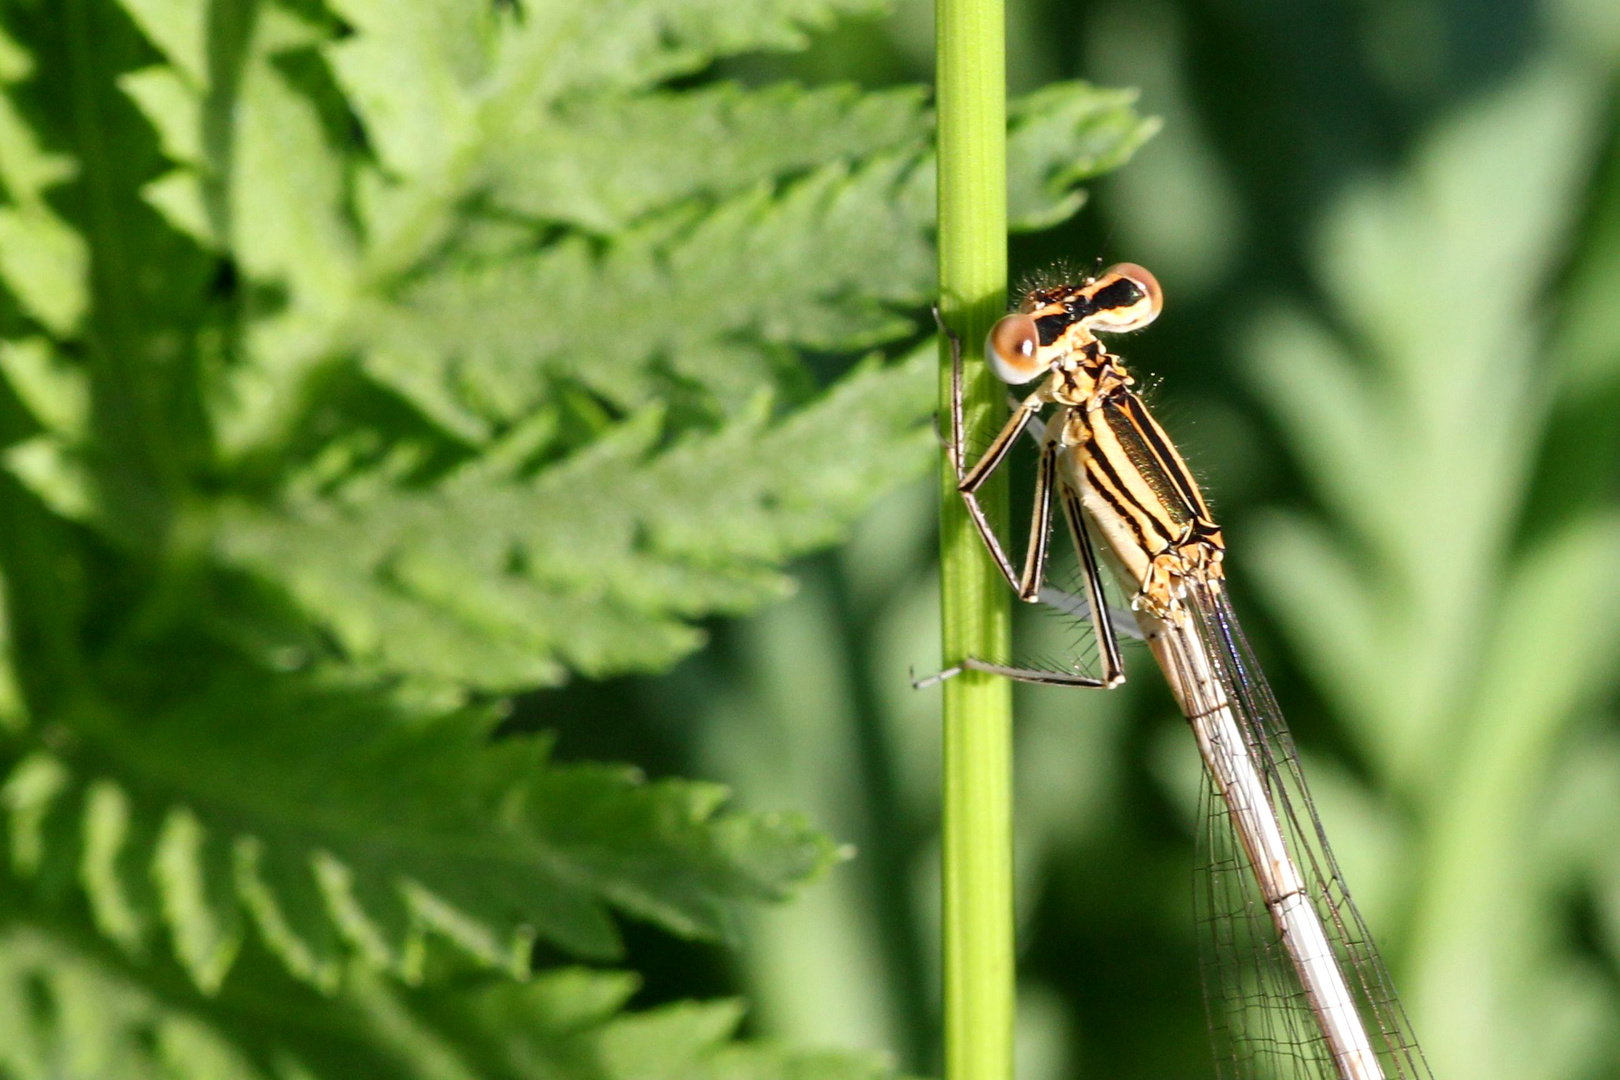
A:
935;2;1012;1080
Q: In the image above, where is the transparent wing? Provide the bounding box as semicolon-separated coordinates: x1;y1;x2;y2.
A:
1186;579;1433;1080
1197;772;1343;1080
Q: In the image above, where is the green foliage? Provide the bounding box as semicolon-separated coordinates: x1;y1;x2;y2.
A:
1244;60;1620;1080
4;659;842;992
0;924;900;1080
0;0;1153;1070
215;352;940;689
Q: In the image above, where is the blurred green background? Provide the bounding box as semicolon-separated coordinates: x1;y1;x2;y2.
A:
566;2;1620;1079
0;0;1617;1078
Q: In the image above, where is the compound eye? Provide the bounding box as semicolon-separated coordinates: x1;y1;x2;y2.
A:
1087;263;1163;332
985;313;1044;384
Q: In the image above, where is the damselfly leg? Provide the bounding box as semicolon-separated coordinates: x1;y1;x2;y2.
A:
923;312;1125;690
1059;484;1123;684
941;309;1051;594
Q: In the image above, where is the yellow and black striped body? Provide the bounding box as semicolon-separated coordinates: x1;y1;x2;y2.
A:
1064;382;1224;618
965;267;1428;1080
980;262;1224;619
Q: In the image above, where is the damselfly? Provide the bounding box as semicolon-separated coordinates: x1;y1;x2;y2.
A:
932;265;1433;1080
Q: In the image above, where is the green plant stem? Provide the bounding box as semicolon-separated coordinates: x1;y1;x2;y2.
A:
935;2;1013;1080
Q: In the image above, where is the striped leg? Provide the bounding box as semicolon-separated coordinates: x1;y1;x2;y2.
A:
939;309;1055;595
913;446;1129;691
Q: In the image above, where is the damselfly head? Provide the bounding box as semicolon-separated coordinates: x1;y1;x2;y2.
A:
988;263;1163;385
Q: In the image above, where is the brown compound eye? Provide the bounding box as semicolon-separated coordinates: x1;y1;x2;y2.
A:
1085;263;1163;333
985;312;1044;384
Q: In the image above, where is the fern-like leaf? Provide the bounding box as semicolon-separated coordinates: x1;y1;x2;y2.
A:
484;83;932;233
214;348;935;690
0;0;1156;1048
1242;62;1620;1080
2;654;839;992
0;922;901;1080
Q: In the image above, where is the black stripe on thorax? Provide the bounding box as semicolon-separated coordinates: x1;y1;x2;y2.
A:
1083;456;1156;554
1114;390;1208;519
1082;426;1177;550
